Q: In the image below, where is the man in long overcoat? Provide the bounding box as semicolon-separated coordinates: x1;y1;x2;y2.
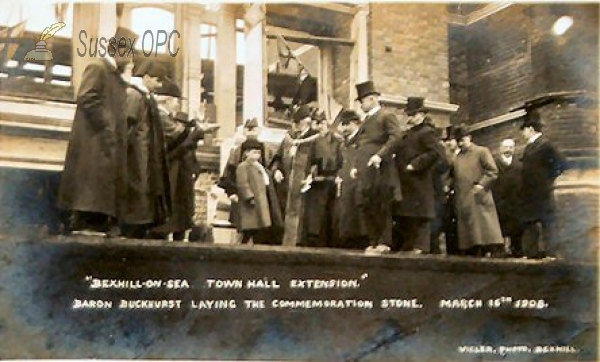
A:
452;126;504;256
335;110;368;249
354;81;403;255
519;111;567;259
270;105;320;245
491;139;523;256
302;110;343;247
121;60;171;238
57;27;136;235
393;97;445;254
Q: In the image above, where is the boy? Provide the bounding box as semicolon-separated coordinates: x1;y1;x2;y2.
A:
236;139;283;244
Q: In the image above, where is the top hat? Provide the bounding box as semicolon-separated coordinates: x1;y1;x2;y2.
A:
520;110;543;130
241;138;263;153
243;118;259;129
355;80;381;101
134;60;168;80
173;111;188;123
404;97;426;116
339;109;361;125
452;125;471;140
293;105;313;122
155;77;182;98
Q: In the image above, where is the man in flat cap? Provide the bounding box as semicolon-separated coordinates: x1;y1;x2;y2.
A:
393;97;445;254
58;26;137;236
121;59;171;238
354;80;403;255
519;110;567;259
270;105;320;245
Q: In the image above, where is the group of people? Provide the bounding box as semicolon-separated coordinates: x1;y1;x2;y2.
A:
221;80;567;259
57;27;218;240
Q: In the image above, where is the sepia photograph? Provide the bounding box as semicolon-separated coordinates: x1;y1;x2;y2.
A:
0;0;598;360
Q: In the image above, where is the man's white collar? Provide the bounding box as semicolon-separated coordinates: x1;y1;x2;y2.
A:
528;133;542;144
366;105;381;117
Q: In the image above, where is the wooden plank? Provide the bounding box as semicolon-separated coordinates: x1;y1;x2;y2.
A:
282;149;310;247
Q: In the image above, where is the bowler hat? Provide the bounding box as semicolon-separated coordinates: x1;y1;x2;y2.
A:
293;105;313;122
241;138;263;153
355;80;380;101
404;97;426;116
173;111;188;123
338;109;361;125
244;118;259;129
155;77;182;98
443;125;457;141
452;125;471;140
520;110;543;130
135;60;168;80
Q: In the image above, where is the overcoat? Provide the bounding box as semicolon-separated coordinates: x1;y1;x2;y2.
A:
491;154;523;236
453;143;504;250
336;134;368;240
57;58;128;218
520;136;567;223
121;85;171;225
154;110;200;233
236;160;283;231
303;132;343;244
394;120;444;218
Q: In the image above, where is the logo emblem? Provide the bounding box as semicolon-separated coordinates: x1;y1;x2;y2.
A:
24;22;66;61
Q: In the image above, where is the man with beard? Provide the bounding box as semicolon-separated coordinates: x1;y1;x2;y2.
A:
58;27;136;236
353;81;403;255
491;139;523;257
393;97;445;254
121;60;171;239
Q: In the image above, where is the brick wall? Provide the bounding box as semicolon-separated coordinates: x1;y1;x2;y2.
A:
451;4;599;124
370;4;450;102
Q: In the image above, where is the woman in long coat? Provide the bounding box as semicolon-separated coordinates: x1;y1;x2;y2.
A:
452;127;504;255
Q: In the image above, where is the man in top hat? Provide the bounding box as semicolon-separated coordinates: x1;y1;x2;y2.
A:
270;105;320;245
302;109;344;247
393;97;445;254
151;79;219;241
57;26;137;236
519;110;567;259
354;80;403;255
491;138;524;257
121;59;171;238
452;125;504;256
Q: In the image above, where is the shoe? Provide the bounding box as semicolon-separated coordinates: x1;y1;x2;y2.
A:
372;244;392;255
364;245;377;255
411;248;424;255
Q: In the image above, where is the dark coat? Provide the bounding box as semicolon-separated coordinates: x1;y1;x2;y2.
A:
491;154;523;236
154;110;201;233
121;85;171;225
520;136;567;223
303;132;343;244
454;144;504;249
336;133;367;240
58;58;128;218
394;120;445;218
236;160;283;231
